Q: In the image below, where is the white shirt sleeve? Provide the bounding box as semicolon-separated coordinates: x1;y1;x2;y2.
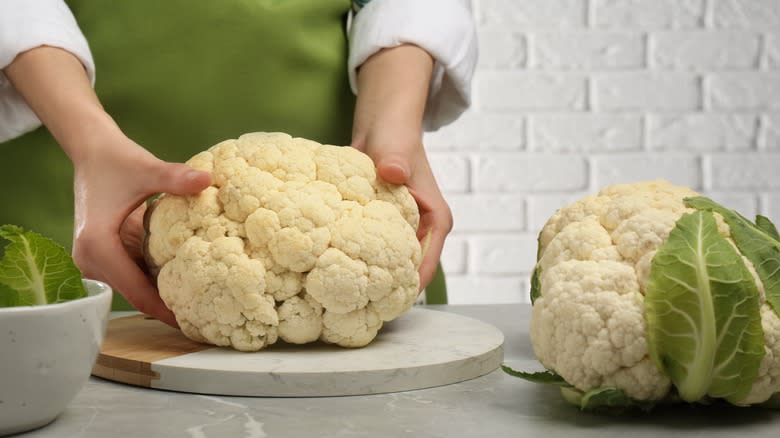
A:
348;0;478;132
0;0;95;143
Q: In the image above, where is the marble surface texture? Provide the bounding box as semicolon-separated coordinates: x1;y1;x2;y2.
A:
14;305;780;438
149;308;505;396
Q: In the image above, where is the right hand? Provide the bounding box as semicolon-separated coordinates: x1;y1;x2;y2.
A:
70;130;210;327
3;46;210;326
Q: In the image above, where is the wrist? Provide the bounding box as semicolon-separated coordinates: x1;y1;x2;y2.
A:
57;108;124;166
352;45;432;149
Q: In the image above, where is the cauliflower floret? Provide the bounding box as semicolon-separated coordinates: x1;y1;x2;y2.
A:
531;260;670;400
277;294;323;344
158;236;278;352
145;132;422;351
305;248;370;314
320;305;383;348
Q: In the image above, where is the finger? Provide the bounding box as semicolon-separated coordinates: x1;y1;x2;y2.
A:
418;218;448;291
80;233;178;327
376;157;411;185
119;204;147;265
148;161;212;196
411;194;452;291
363;140;420;186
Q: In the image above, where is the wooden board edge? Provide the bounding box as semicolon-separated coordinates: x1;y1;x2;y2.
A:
91;353;160;387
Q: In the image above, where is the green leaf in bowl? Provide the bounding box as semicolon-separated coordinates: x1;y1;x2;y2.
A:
0;224;87;307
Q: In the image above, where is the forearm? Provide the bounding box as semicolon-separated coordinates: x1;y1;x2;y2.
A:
3;46;119;163
352;44;433;148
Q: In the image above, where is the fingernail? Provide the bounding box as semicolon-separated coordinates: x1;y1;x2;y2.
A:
185;169;205;182
380;161;410;184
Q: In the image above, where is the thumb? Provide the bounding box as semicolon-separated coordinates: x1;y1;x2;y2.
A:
151;162;212;195
372;149;415;186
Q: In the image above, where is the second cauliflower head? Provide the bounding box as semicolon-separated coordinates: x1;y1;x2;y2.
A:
144;132;422;351
527;180;780;409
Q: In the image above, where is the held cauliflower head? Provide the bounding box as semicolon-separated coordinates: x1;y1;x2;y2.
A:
144;132;422;352
509;180;780;411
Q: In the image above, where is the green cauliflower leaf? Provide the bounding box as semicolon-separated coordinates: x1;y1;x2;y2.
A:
0;224;87;307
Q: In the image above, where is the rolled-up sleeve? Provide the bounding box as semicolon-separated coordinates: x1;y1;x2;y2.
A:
348;0;478;132
0;0;95;142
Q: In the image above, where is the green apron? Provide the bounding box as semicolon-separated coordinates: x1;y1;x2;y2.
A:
0;0;449;308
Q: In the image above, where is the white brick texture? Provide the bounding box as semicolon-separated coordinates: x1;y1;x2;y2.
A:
708;154;780;189
526;194;588;232
431;0;780;305
764;113;780;149
440;236;468;275
530;114;642;151
447;194;525;233
423;111;524;150
479;72;586;111
446;276;530;304
471;234;539;274
767;194;780;224
428;153;470;193
707;73;780;110
474;153;588;192
592;0;705;29
650;32;761;70
593;154;702;188
592;73;701;110
530;32;644;69
647;114;757;150
768;34;780;69
713;0;780;30
478;30;526;69
480;0;586;29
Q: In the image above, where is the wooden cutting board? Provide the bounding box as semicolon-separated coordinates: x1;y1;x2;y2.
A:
92;308;505;396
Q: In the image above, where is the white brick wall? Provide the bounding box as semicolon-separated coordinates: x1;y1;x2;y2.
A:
713;0;780;30
650;32;761;69
474;153;588;192
592;73;702;110
709;153;780;189
479;72;587;110
531;32;645;69
481;0;587;28
767;34;780;68
427;0;780;305
647;114;757;150
592;0;706;29
765;113;780;148
529;114;642;151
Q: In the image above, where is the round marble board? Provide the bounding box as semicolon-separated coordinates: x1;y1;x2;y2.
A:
91;308;505;397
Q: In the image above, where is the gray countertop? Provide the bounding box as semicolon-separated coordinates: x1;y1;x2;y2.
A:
18;304;780;437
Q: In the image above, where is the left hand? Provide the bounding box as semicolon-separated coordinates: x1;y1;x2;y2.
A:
352;133;452;291
352;44;451;290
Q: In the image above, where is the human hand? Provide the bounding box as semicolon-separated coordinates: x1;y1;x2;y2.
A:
70;130;211;327
352;132;452;291
4;46;211;326
352;44;450;291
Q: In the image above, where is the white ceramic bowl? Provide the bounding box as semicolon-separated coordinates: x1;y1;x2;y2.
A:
0;279;112;436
